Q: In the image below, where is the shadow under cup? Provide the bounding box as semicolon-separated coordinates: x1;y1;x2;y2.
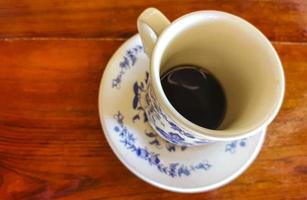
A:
152;12;284;137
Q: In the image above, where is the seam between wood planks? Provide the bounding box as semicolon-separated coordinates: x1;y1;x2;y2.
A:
0;37;306;45
0;37;126;41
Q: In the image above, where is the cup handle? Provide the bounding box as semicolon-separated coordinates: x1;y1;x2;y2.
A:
137;8;171;56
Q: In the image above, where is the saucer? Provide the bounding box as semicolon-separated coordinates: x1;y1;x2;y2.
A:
98;35;266;193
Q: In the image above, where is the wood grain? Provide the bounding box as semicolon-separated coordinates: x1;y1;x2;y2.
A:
0;0;306;42
0;0;306;199
0;39;306;199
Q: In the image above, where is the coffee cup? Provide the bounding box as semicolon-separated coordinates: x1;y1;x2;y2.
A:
137;8;285;146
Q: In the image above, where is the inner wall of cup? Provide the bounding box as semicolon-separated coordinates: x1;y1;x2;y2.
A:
157;13;283;134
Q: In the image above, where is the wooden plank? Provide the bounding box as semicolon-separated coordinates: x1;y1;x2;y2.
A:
0;0;306;42
0;39;306;199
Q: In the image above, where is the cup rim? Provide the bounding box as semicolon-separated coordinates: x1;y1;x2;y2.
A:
150;10;285;141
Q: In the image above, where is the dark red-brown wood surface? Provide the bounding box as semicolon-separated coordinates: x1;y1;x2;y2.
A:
0;1;306;199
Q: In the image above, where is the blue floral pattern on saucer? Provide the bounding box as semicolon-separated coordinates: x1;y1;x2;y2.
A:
113;111;211;177
112;45;143;89
225;139;247;153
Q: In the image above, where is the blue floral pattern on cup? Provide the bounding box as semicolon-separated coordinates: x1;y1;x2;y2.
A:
141;73;210;146
131;72;189;151
144;130;188;151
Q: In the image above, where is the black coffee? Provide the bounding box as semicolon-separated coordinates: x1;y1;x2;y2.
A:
161;65;226;130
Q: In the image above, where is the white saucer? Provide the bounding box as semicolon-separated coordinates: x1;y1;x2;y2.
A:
98;35;266;193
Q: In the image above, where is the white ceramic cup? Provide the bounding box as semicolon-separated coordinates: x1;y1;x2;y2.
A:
137;8;285;146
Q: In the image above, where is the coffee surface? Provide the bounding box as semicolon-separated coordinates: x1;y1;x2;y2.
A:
161;65;226;129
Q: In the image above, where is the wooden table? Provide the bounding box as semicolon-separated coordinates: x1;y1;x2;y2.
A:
0;1;306;199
